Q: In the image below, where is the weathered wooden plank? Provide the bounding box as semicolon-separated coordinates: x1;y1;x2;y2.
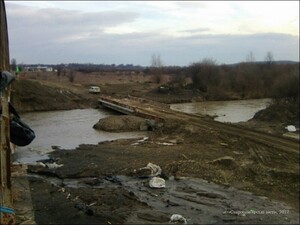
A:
0;0;13;223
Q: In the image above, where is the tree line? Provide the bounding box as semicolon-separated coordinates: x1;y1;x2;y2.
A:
10;56;299;101
167;59;299;101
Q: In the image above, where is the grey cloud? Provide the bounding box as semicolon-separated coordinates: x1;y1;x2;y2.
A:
180;28;210;33
162;33;299;65
6;2;139;47
5;3;299;66
10;30;299;66
6;3;139;27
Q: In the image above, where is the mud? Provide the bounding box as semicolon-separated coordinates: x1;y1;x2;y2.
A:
28;173;299;225
26;124;299;224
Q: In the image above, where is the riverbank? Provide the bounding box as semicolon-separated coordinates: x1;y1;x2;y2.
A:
22;100;299;224
26;116;299;224
11;75;299;224
11;75;298;131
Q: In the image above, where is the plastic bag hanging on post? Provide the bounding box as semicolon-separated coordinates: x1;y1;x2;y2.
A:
0;71;35;146
0;71;15;92
6;103;35;146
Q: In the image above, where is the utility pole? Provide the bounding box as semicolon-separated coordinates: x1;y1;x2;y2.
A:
0;0;15;224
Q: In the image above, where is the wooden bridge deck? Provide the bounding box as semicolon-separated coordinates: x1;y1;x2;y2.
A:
98;95;168;121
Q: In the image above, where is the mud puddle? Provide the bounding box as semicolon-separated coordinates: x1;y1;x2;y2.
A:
28;174;299;224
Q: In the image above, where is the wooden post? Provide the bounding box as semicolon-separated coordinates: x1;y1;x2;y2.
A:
0;0;14;224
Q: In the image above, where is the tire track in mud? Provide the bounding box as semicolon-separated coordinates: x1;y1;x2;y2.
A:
247;142;266;165
141;106;299;154
101;96;298;154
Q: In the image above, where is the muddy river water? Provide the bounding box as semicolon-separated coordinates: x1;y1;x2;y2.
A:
14;98;272;164
14;108;147;164
170;98;272;123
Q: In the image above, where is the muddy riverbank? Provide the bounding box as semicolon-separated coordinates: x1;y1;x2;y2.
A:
25;114;299;224
10;77;299;224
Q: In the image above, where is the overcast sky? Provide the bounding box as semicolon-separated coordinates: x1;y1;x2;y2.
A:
5;1;299;66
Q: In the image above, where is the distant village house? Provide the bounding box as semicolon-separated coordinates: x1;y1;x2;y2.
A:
24;66;53;72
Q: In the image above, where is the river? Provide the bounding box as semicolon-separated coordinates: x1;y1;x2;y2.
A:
13;108;147;164
170;98;272;123
14;98;272;164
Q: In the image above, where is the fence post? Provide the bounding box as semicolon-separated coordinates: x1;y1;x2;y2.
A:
0;0;14;224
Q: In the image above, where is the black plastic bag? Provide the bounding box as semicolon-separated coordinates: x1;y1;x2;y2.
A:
0;71;15;92
1;102;35;146
10;115;35;146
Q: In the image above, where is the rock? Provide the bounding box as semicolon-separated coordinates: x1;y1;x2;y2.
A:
146;119;164;131
93;115;149;132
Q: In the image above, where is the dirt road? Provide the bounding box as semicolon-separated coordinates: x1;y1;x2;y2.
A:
100;95;299;153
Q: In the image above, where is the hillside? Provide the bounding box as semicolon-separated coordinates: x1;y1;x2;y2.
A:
11;79;98;112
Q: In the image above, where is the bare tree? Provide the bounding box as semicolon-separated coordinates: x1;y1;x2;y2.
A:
11;58;17;71
150;53;164;83
68;70;75;82
189;58;219;92
246;51;255;63
264;51;274;65
151;53;163;68
57;67;61;77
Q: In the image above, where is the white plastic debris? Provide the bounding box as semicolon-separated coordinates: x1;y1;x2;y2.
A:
156;142;175;146
149;177;166;189
36;162;46;167
285;125;296;132
131;137;149;146
169;214;187;224
146;162;162;177
45;162;64;169
135;162;163;178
